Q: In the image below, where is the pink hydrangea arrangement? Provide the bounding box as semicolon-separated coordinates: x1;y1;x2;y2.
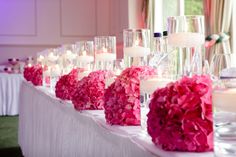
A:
31;65;43;86
104;66;156;126
23;66;34;81
72;70;113;110
55;68;81;100
147;75;213;152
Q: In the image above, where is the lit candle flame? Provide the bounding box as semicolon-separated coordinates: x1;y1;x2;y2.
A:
134;40;139;46
102;47;108;53
82;50;87;56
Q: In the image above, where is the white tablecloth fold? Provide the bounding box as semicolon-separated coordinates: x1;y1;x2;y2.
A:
0;73;23;115
18;81;214;157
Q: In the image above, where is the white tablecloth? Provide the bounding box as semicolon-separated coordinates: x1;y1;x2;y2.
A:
0;73;23;115
18;81;214;157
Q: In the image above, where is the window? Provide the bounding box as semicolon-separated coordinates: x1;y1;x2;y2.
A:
185;0;203;15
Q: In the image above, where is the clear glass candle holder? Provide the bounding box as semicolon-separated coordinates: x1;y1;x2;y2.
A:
213;78;236;157
76;41;94;71
94;36;116;70
167;15;205;78
140;74;173;130
50;64;61;92
123;29;151;67
61;44;77;74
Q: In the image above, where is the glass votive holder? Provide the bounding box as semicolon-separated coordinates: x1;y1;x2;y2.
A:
94;36;116;70
36;51;46;65
50;64;61;92
140;74;173;130
43;65;51;88
213;78;236;157
76;41;94;71
61;44;77;74
123;29;151;67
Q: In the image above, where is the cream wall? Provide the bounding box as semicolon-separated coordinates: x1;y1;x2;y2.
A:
0;0;129;64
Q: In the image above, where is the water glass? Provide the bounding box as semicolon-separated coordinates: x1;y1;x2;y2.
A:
213;78;236;157
210;53;231;79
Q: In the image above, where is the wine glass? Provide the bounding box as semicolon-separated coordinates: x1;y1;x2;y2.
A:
210;53;231;79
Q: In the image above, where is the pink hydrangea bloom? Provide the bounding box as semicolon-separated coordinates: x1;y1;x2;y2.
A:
31;65;43;86
104;66;156;126
72;70;113;110
23;66;34;81
55;68;81;100
147;75;213;152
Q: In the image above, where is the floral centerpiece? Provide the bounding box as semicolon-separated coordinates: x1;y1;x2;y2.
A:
72;70;113;110
55;68;83;100
147;75;213;152
23;65;43;86
31;65;43;86
104;66;155;125
23;66;34;81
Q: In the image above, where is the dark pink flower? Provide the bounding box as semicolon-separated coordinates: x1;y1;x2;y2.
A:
55;68;81;100
147;75;213;152
72;70;113;110
104;66;156;126
23;66;34;81
24;64;43;86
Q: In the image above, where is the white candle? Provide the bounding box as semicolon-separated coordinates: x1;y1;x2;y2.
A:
77;51;94;62
37;55;44;62
213;89;236;113
51;65;61;77
168;32;204;47
44;67;51;76
96;53;116;61
65;50;77;60
48;53;58;62
140;78;172;94
124;46;151;57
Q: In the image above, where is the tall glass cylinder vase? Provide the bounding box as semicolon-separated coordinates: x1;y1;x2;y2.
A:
61;44;77;74
167;15;205;78
76;41;94;71
123;29;151;68
94;36;116;70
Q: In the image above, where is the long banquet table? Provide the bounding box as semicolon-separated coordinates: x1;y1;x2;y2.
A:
0;73;23;115
18;81;214;157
